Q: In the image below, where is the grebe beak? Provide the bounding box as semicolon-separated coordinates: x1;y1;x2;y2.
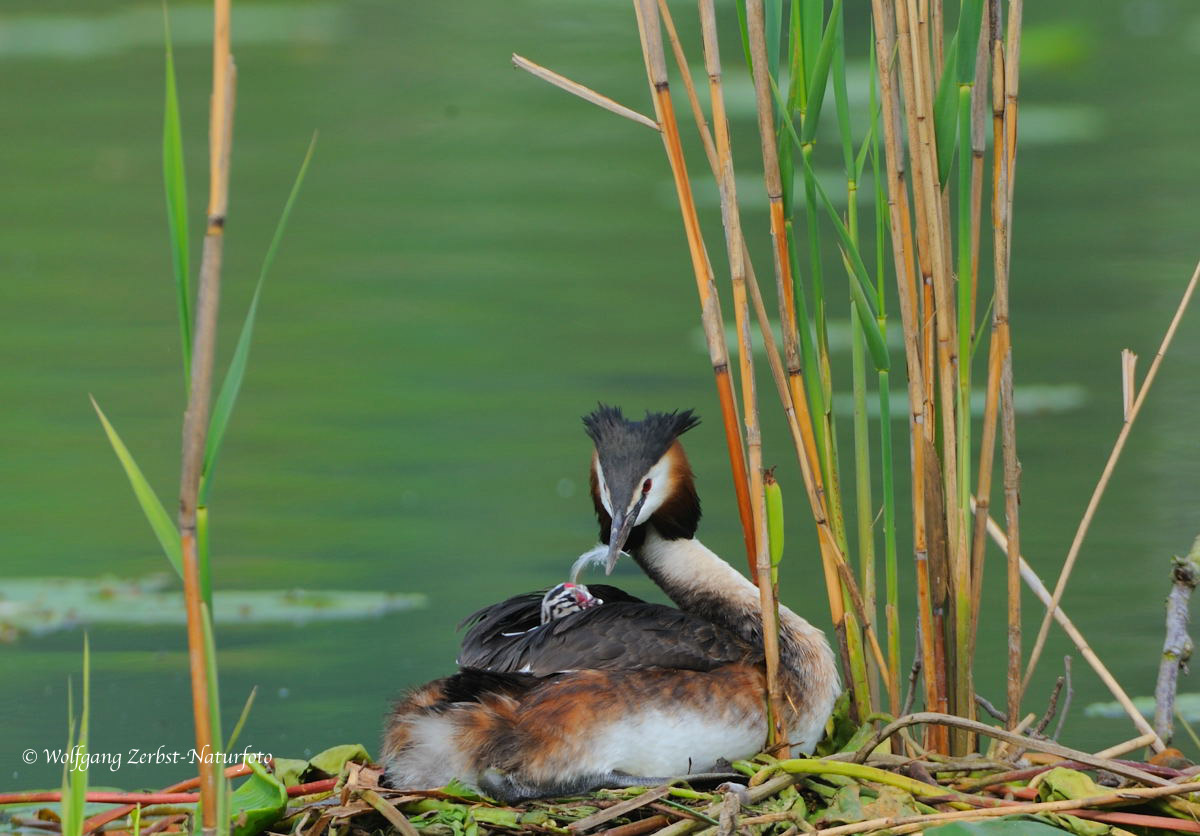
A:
604;491;648;574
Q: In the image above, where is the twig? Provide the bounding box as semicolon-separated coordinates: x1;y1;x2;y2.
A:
511;54;659;131
1025;256;1200;689
1155;534;1200;743
901;653;922;718
601;816;670;836
849;712;1170;786
1031;672;1065;738
975;694;1007;724
976;499;1165;749
1054;655;1074;741
1093;732;1159;760
569;785;673;832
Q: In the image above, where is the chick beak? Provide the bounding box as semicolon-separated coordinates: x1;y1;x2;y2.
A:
604;491;648;574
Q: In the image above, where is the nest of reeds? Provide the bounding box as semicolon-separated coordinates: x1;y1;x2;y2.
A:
224;731;1200;836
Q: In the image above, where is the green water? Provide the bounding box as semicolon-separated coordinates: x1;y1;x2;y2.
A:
3;0;1199;789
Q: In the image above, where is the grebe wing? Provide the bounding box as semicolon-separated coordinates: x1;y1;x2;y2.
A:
458;599;755;676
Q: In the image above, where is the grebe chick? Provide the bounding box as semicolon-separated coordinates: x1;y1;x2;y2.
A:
382;406;840;802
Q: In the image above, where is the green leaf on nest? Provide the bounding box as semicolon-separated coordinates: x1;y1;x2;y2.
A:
230;757;287;836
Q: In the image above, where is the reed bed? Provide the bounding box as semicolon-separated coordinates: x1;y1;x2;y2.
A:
513;0;1200;775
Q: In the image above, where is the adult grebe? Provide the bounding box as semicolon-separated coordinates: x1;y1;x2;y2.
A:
382;406;839;801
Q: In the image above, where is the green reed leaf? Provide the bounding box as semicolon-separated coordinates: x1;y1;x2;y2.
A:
91;396;183;576
162;6;191;386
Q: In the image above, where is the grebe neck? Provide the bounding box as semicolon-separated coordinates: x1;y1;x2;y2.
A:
631;528;841;727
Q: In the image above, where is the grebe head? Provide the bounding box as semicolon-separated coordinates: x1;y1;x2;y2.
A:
539;582;600;623
583;405;702;573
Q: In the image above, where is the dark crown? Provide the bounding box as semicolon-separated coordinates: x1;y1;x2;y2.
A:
582;405;699;462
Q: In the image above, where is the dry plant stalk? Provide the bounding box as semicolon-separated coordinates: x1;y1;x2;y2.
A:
510;55;659;131
628;0;760;582
178;1;235;828
868;0;943;749
1153;534;1200;743
893;0;965;749
689;0;784;750
967;0;1023;729
1024;254;1200;691
741;0;878;721
814;780;1200;836
852;712;1168;786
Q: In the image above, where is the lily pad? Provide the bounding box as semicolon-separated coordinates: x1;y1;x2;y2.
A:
1086;693;1200;722
0;575;425;642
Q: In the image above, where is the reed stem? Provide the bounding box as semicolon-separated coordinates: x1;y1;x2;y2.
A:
178;1;234;829
628;0;759;580
694;0;785;751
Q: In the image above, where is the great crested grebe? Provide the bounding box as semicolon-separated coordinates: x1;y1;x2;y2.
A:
382;406;839;802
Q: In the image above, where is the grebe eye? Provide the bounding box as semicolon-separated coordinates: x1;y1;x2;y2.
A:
642;479;652;493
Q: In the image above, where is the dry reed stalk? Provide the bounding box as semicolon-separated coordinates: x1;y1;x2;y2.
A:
978;506;1166;750
510;55;659;131
967;13;989;330
868;0;939;734
627;0;758;579
996;0;1024;730
1024;256;1200;692
852;712;1169;786
1093;732;1159;760
894;0;964;748
968;0;1018;724
178;2;234;829
690;0;784;751
741;0;876;715
814;780;1200;836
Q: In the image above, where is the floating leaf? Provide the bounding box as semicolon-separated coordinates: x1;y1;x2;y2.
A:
0;575;425;641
